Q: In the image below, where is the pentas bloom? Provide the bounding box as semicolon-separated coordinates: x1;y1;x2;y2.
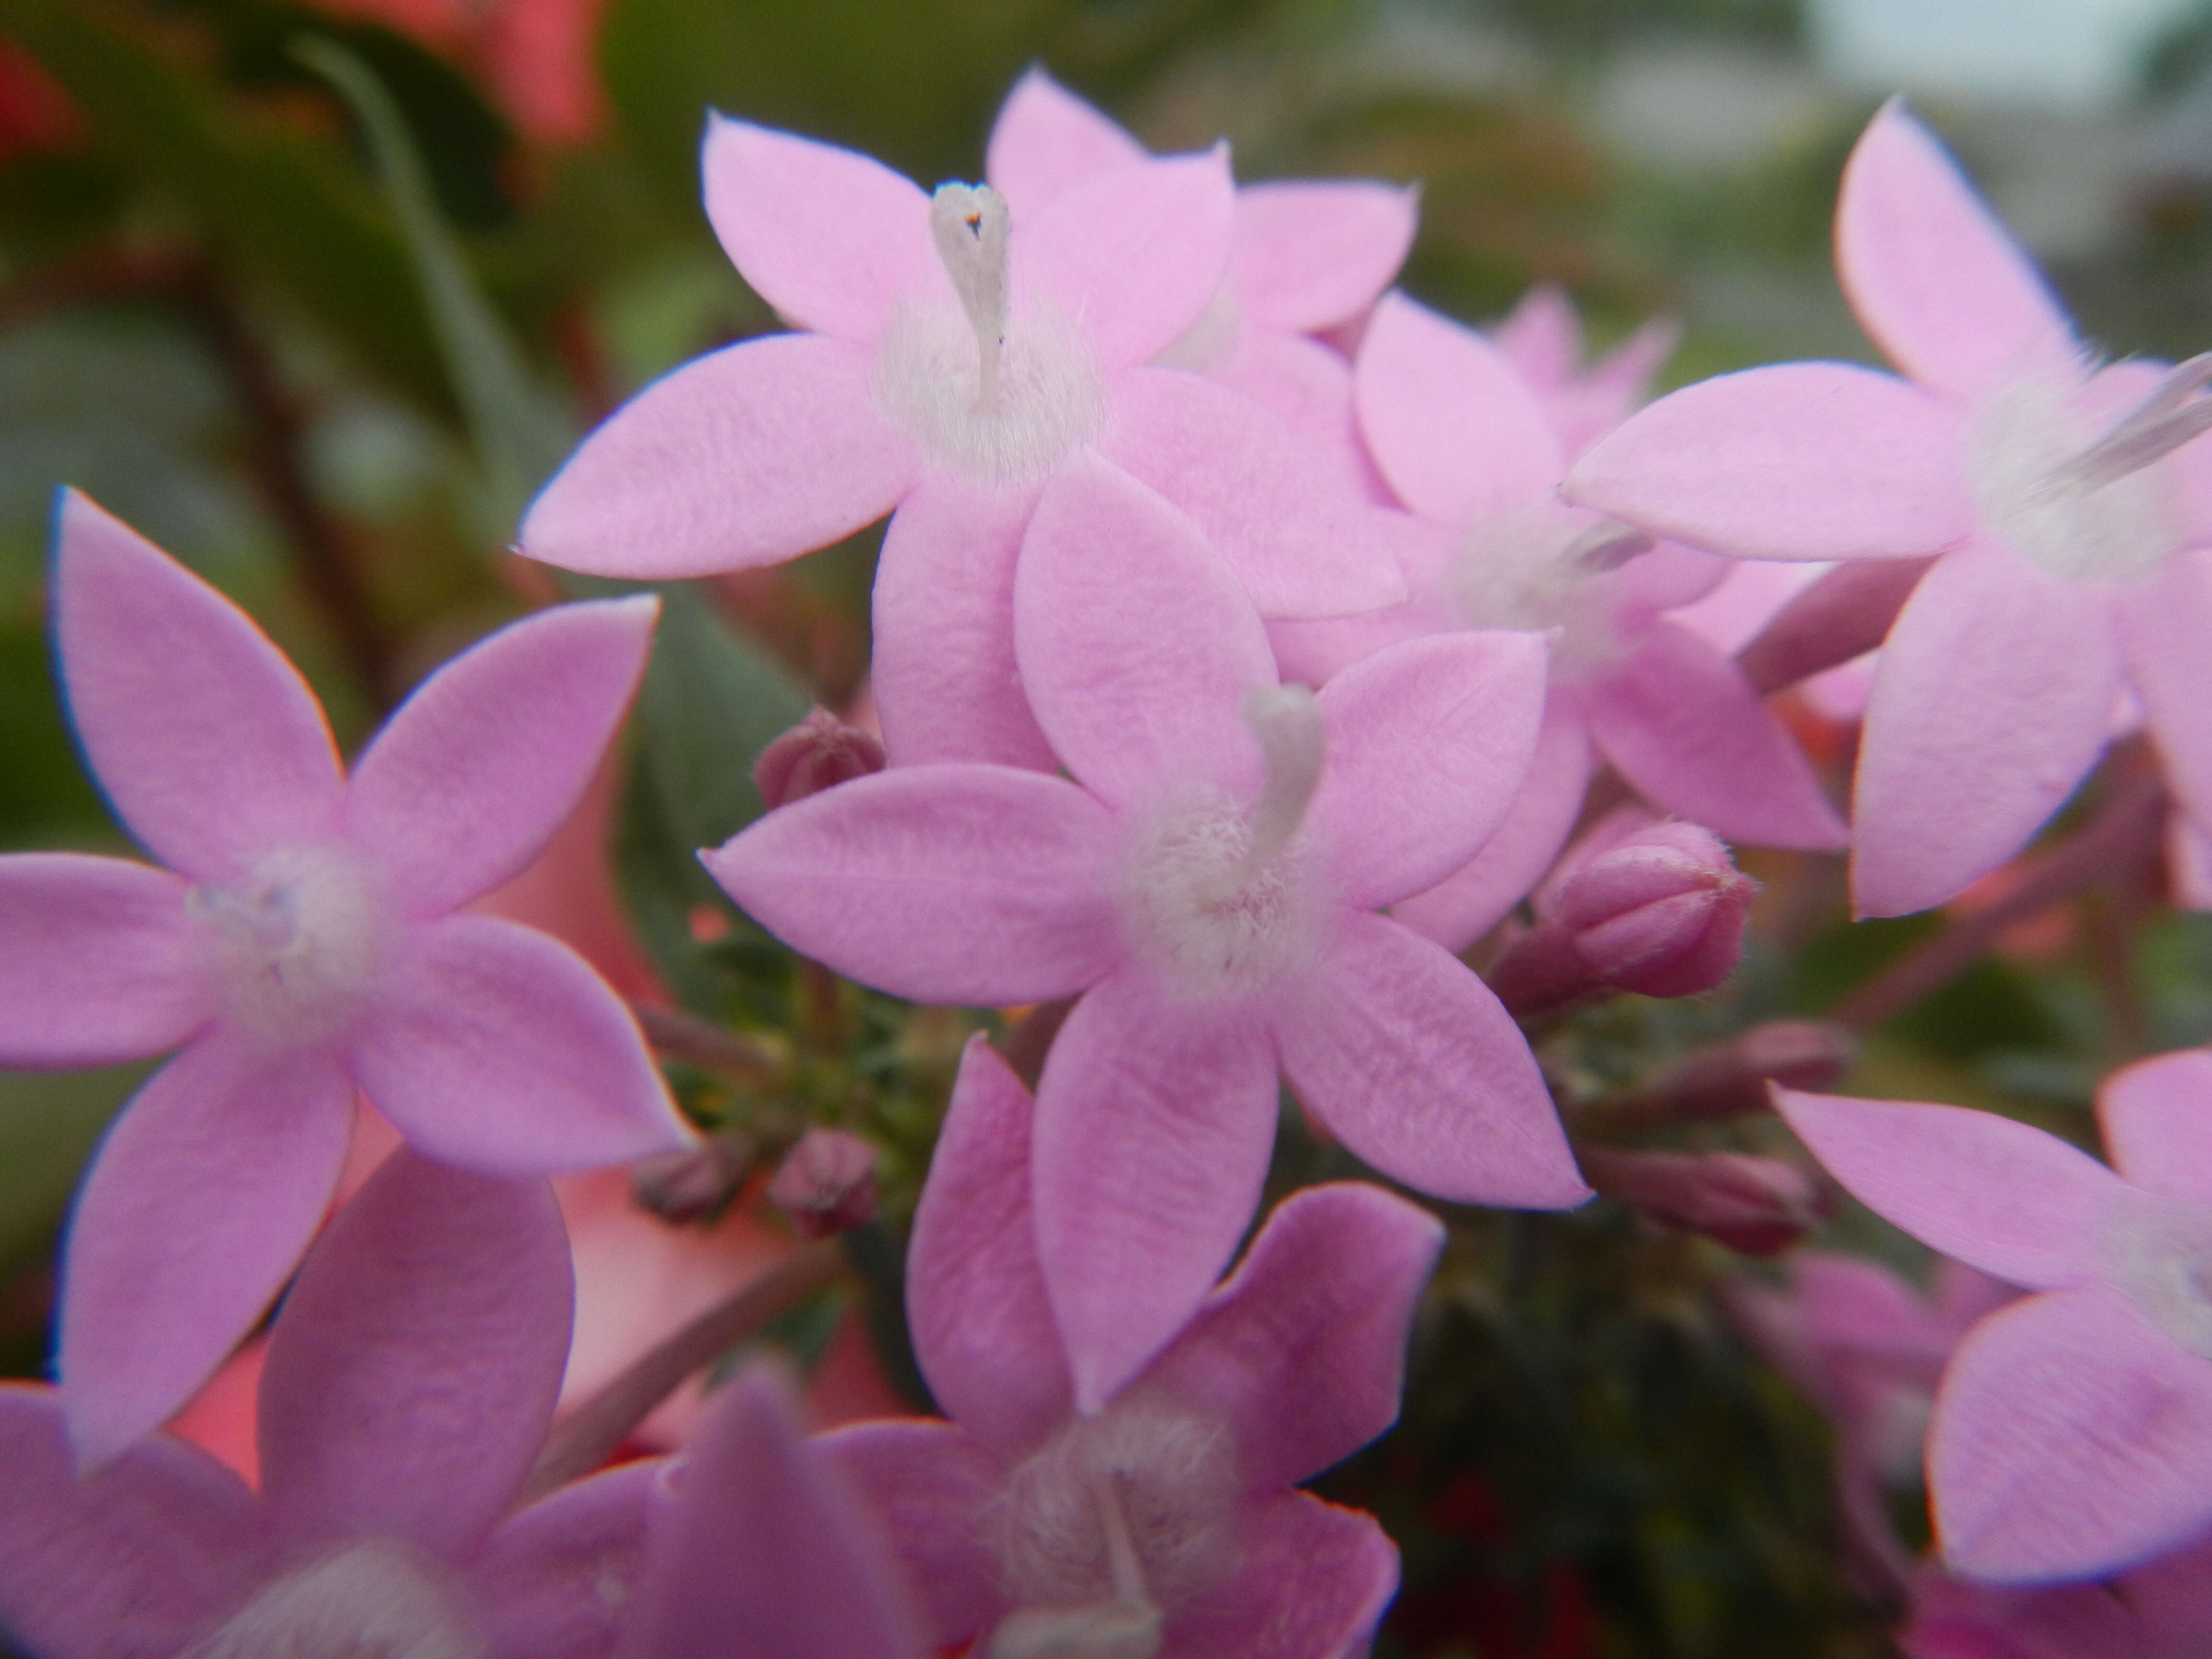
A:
0;494;694;1465
707;459;1586;1405
1274;291;1845;951
820;1037;1436;1659
0;1152;659;1659
1567;101;2212;918
1900;1538;2212;1659
1492;283;1678;462
1779;1050;2212;1581
520;103;1401;769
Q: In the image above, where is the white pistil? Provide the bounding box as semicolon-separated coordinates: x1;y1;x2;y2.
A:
1452;505;1641;679
929;182;1012;408
188;842;388;1047
181;1541;485;1659
2052;352;2212;492
1205;686;1324;901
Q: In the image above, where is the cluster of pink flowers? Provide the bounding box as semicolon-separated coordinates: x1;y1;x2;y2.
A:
4;65;2212;1657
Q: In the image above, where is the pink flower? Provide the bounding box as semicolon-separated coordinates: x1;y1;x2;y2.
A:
1779;1051;2212;1580
706;458;1585;1405
0;1151;657;1659
819;1037;1436;1659
520;108;1401;768
1899;1537;2212;1659
1566;101;2212;918
0;493;695;1466
1492;282;1677;462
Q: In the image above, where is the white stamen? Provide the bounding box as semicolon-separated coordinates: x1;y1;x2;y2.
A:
182;1541;485;1659
929;182;1012;407
2052;352;2212;491
188;842;388;1047
1209;686;1323;900
1452;505;1638;679
1562;520;1653;574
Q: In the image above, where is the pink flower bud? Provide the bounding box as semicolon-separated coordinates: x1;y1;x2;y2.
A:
1552;819;1755;998
1582;1147;1823;1255
766;1129;878;1239
753;708;885;811
631;1132;756;1224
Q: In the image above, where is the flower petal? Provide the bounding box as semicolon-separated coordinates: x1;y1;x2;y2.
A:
703;765;1122;1006
1231;181;1418;334
0;854;211;1067
869;477;1057;769
908;1036;1073;1455
518;334;915;578
258;1150;571;1560
1931;1290;2212;1582
2117;548;2212;844
1306;631;1550;908
1776;1090;2123;1288
2098;1048;2212;1206
815;1419;1006;1652
1563;363;1973;562
1356;291;1562;522
1033;970;1280;1413
1582;618;1846;849
701;116;944;341
1277;913;1585;1207
1164;1491;1397;1659
1837;101;2076;406
55;491;343;881
1015;148;1234;371
1852;537;2122;918
60;1035;353;1469
0;1383;274;1659
1141;1183;1442;1491
353;915;692;1174
985;66;1146;219
347;599;657;919
1015;456;1274;809
473;1461;660;1659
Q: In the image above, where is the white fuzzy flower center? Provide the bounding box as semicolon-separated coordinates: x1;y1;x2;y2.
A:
1452;507;1649;680
2104;1194;2212;1360
188;842;388;1047
1119;687;1329;1002
872;182;1106;490
182;1541;484;1659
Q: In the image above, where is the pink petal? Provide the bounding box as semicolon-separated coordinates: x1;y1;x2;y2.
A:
1355;291;1563;522
60;1034;354;1469
701;116;944;341
473;1461;660;1659
1032;970;1280;1413
352;914;693;1174
616;1366;921;1659
1775;1090;2123;1288
1582;618;1846;849
0;1384;274;1659
1141;1183;1442;1491
1230;181;1419;334
1495;284;1582;391
1276;913;1586;1207
1852;538;2122;918
703;765;1121;1006
906;1035;1074;1457
1836;101;2076;406
1214;331;1394;501
2117;549;2212;842
1611;539;1731;614
985;66;1145;219
258;1150;571;1560
1931;1290;2212;1582
1164;1491;1397;1659
1553;318;1680;458
1100;369;1408;617
518;334;915;578
55;491;343;882
1306;631;1550;908
1015;456;1274;808
0;854;211;1067
1015;147;1234;371
1563;363;1974;562
869;477;1057;769
1389;700;1594;952
346;598;657;919
2099;1048;2212;1205
815;1418;1006;1651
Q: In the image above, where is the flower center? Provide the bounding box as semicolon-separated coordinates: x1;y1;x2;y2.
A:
188;842;388;1048
872;182;1106;490
182;1541;485;1659
1452;505;1649;679
1119;687;1330;1002
1966;357;2212;586
2102;1192;2212;1359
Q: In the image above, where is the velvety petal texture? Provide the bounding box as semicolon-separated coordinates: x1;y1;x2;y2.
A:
0;854;210;1068
1231;182;1417;333
985;66;1145;217
2099;1048;2212;1205
472;1462;661;1659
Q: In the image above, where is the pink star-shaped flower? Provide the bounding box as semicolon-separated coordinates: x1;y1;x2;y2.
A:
706;457;1586;1404
818;1037;1434;1659
0;494;695;1465
0;1150;658;1659
1780;1049;2212;1580
1565;101;2212;918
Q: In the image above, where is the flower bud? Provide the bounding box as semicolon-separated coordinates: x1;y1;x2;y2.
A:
1582;1147;1823;1255
753;708;885;811
767;1129;878;1239
631;1131;756;1224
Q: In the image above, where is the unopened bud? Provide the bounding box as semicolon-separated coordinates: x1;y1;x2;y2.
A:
632;1132;756;1224
1583;1147;1823;1255
753;709;885;811
766;1129;878;1239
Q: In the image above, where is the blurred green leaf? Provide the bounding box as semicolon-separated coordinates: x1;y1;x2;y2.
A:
0;1063;147;1272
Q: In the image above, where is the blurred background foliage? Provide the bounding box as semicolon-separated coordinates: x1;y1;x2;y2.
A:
4;0;2212;1654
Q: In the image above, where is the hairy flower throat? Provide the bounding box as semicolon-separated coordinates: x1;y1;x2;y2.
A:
188;843;388;1047
181;1542;484;1659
